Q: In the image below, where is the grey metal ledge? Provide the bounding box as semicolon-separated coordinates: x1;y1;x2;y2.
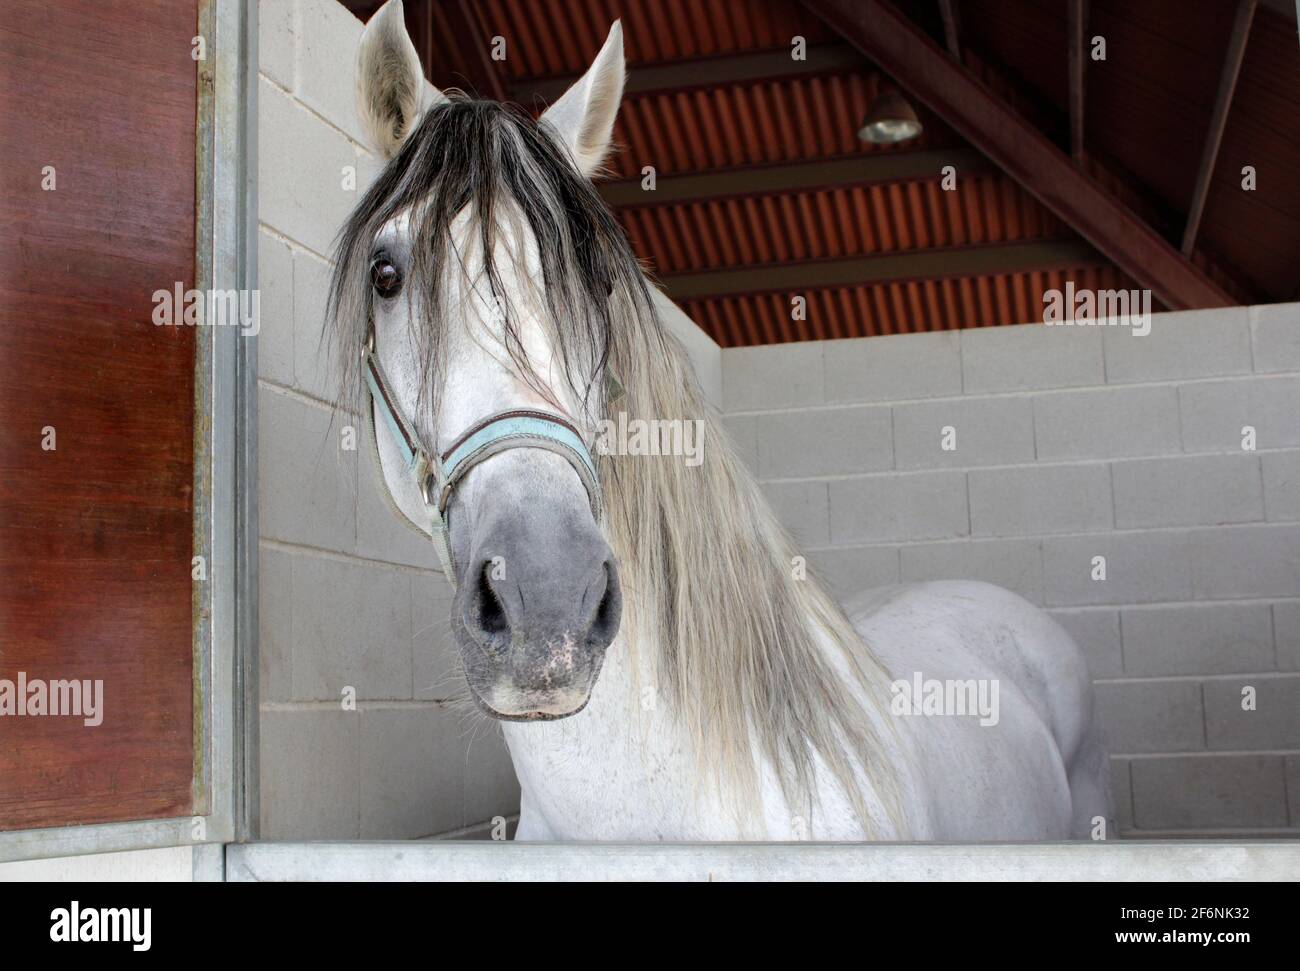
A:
224;840;1300;882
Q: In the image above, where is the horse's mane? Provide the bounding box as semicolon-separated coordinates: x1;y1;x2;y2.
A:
328;96;902;836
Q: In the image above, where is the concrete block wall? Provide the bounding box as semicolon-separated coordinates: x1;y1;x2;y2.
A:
256;0;519;839
724;304;1300;837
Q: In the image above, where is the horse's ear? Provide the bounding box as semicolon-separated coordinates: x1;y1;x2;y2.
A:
539;21;625;178
355;0;440;159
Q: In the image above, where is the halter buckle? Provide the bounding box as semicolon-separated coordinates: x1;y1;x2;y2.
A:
420;468;454;514
417;461;437;508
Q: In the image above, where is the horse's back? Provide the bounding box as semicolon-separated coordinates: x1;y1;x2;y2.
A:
843;580;1112;839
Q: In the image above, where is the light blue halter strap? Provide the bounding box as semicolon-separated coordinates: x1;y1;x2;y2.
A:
363;353;421;472
362;335;602;588
438;413;601;511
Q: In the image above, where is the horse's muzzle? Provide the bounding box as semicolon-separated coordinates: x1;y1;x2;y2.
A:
452;509;622;720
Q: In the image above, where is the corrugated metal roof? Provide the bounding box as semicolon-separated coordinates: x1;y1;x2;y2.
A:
606;72;961;179
620;173;1067;274
681;264;1145;346
481;0;836;77
342;0;1289;345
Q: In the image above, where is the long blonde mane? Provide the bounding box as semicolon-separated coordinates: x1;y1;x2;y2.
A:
601;304;904;837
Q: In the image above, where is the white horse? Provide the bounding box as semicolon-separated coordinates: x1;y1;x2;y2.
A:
335;1;1112;841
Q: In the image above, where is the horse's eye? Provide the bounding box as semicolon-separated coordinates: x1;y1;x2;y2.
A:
371;258;402;298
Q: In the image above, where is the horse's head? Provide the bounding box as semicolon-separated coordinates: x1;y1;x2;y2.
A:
334;0;636;721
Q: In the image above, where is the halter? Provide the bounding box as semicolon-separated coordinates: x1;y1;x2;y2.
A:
361;328;603;587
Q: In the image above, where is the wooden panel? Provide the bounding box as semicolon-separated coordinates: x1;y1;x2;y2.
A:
0;0;199;829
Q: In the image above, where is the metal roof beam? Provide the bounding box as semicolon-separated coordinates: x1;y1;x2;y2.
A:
660;239;1103;300
511;43;865;106
1181;0;1256;256
798;0;1236;309
598;147;991;208
1068;0;1087;163
938;0;961;60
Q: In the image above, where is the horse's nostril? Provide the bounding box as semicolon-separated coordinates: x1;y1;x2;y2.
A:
593;586;616;637
460;548;622;660
476;562;510;638
587;562;622;649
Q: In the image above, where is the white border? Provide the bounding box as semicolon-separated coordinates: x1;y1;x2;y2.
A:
226;841;1300;882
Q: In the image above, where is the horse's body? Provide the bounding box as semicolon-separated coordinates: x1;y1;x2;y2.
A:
509;578;1109;841
340;2;1113;843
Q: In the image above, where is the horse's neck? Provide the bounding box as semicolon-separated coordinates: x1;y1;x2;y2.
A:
501;603;737;838
501;594;876;840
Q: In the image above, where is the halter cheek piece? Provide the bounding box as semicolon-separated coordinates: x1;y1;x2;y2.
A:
361;329;604;588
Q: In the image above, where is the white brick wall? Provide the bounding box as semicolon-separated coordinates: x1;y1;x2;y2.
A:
256;0;517;839
723;303;1300;837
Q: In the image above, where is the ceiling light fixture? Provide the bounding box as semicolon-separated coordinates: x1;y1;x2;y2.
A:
857;86;923;144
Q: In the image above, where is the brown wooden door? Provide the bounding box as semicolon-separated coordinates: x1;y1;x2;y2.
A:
0;0;201;830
